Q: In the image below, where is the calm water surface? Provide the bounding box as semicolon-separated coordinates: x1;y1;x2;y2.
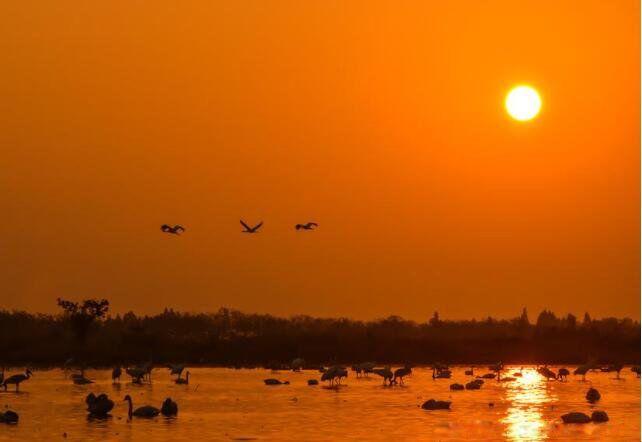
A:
0;366;638;441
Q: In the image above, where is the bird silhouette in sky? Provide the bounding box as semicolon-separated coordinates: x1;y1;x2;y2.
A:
295;222;318;230
240;220;263;233
161;224;186;235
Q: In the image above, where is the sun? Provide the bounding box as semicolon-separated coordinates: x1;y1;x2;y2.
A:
505;85;541;121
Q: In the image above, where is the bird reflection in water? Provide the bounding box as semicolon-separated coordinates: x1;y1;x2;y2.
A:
502;368;553;441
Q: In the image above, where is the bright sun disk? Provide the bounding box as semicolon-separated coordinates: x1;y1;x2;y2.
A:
505;85;541;121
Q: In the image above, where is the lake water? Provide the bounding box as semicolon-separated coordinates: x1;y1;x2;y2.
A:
0;366;638;441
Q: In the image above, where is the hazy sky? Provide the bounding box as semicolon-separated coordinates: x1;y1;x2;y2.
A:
1;1;639;320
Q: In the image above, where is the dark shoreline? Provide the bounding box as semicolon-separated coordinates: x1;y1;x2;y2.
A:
1;307;639;367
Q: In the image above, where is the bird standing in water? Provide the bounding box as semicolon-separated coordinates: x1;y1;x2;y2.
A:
373;366;394;385
175;371;190;385
3;369;32;391
112;366;121;383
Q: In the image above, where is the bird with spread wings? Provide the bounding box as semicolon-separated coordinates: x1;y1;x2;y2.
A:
240;220;263;233
161;224;186;235
295;222;318;230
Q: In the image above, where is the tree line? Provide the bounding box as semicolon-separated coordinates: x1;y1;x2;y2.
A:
0;300;638;367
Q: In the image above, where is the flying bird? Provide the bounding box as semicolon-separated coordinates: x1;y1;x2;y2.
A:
161;225;185;235
240;220;263;233
295;222;318;230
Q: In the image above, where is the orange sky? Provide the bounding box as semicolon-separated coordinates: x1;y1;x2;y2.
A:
0;1;639;320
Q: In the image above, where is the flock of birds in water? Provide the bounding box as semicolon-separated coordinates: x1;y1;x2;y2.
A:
0;223;634;428
0;220;637;427
0;360;638;426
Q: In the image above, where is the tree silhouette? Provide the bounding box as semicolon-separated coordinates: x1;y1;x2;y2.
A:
519;307;529;325
0;304;637;366
56;298;109;346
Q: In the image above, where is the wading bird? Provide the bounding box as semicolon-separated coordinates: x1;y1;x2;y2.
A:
3;369;32;391
73;375;93;385
321;366;347;386
112;366;121;383
393;365;412;385
240;220;263;233
161;224;185;235
167;364;185;378
175;371;190;385
537;366;557;381
290;358;305;372
489;362;504;380
124;395;160;419
574;365;591;381
126;367;146;384
352;362;376;377
373;366;394;385
606;363;624;379
295;222;318;230
557;368;570;381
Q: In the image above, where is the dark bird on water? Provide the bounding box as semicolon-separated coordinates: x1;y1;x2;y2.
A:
124;395;160;419
295;222;318;230
421;399;451;410
240;220;263;233
466;379;483;390
0;410;18;424
264;378;289;385
586;388;601;403
161;224;185;235
161;398;178;417
86;393;114;417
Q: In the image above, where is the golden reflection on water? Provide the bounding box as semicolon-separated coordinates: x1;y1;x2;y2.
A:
502;368;555;441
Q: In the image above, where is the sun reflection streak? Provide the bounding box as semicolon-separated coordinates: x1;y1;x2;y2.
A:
502;368;554;441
